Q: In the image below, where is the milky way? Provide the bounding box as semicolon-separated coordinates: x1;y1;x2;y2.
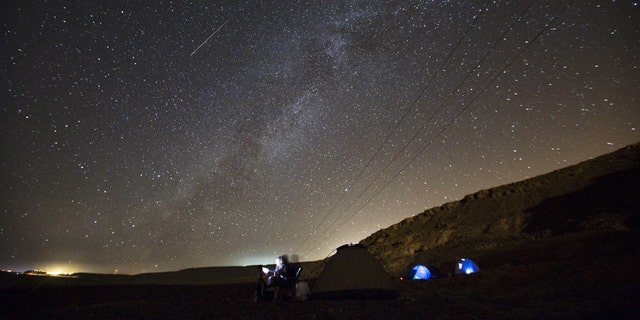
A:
2;1;639;274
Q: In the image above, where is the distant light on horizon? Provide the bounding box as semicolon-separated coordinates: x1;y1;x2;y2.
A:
43;263;82;275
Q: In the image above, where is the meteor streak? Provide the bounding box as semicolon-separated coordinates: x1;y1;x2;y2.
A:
190;19;229;56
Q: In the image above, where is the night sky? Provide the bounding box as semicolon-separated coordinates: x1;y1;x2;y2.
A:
2;1;639;274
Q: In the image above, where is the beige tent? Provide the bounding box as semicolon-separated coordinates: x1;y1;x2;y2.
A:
312;244;398;299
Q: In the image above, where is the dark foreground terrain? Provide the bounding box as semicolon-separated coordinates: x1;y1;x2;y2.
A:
3;229;638;320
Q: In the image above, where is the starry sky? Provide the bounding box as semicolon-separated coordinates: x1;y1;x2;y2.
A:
1;1;639;274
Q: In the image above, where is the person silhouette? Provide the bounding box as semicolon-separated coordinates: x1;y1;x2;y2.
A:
261;255;291;301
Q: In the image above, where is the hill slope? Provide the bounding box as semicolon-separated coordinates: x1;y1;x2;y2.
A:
361;142;640;276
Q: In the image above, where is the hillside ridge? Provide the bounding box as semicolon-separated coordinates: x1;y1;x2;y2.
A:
361;142;640;275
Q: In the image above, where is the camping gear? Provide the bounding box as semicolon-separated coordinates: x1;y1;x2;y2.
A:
254;265;302;302
407;264;445;280
455;258;480;275
408;264;431;280
296;281;311;301
312;244;398;299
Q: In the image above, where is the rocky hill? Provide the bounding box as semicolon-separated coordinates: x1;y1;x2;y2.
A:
361;142;640;276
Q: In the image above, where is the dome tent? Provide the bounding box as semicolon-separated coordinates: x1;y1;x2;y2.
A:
455;258;480;275
312;244;398;299
407;264;445;280
407;264;431;280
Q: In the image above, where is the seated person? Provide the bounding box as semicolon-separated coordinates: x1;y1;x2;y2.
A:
261;255;291;300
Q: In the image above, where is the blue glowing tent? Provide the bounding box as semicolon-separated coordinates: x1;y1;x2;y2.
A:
455;258;480;275
407;264;431;280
